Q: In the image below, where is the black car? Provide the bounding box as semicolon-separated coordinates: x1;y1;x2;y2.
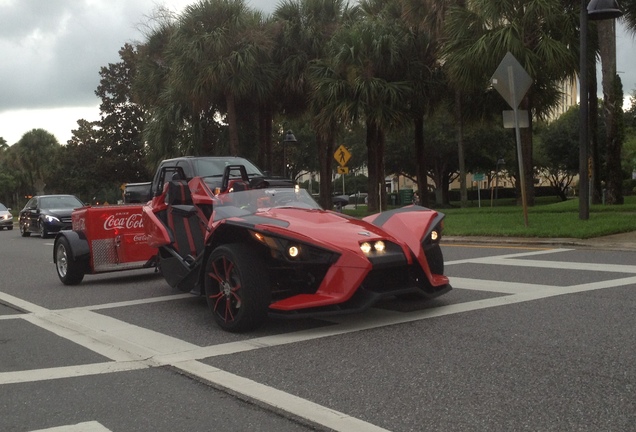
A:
19;195;84;238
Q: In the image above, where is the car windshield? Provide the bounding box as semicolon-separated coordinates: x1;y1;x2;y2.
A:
39;196;83;210
0;203;7;211
193;158;263;178
213;187;321;220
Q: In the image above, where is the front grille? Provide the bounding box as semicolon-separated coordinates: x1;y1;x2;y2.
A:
60;216;72;224
360;265;415;294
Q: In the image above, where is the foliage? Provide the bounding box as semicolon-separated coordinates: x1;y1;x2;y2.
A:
535;107;579;200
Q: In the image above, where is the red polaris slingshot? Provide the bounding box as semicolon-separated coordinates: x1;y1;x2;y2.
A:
142;163;451;332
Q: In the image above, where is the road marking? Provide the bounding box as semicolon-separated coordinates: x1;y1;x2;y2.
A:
4;247;636;431
32;421;111;432
177;360;392;432
444;243;553;250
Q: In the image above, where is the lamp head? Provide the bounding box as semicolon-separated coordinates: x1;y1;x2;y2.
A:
587;0;623;20
284;130;297;143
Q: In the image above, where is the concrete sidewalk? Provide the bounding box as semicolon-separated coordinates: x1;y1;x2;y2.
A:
443;230;636;252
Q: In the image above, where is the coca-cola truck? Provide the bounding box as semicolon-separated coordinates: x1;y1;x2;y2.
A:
53;204;157;285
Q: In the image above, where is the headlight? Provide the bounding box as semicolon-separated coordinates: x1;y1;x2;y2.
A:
249;230;338;264
359;240;387;255
45;215;60;223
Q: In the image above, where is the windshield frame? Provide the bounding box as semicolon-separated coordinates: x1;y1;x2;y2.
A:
213;188;321;220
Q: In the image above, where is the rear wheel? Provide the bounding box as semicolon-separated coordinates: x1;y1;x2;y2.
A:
55;237;85;285
204;244;270;332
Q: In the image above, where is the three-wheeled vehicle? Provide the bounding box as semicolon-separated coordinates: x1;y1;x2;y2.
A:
53;204;157;285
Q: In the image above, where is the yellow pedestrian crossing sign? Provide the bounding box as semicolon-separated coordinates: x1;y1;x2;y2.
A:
334;145;351;166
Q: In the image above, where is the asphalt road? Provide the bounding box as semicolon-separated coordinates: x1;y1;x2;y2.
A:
1;229;635;432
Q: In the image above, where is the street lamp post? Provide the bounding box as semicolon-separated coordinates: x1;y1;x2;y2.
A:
282;130;297;179
579;0;622;220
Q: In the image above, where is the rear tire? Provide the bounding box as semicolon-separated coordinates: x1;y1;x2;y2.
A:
55;237;85;285
204;244;270;332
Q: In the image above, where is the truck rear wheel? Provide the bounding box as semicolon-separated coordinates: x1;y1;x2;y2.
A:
55;237;85;285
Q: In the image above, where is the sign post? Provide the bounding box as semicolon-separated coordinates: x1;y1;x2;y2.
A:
491;52;532;227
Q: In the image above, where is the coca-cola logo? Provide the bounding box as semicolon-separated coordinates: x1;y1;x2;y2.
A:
103;213;144;231
133;234;148;242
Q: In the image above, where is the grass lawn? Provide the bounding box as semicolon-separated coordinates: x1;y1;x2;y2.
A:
344;196;636;239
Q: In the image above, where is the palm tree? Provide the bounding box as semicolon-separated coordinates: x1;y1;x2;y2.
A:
621;0;636;33
273;0;359;208
443;0;580;207
14;129;60;194
167;0;274;156
311;10;411;211
396;0;460;206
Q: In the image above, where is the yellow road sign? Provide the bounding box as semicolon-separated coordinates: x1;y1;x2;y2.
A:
334;145;351;166
337;166;349;174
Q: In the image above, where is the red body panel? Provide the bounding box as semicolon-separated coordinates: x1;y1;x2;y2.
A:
72;205;157;273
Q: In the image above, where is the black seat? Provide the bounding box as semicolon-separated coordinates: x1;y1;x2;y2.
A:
166;180;206;260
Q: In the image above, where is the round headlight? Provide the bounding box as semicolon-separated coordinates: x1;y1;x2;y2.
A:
360;242;372;254
374;241;385;252
288;245;300;258
431;230;439;241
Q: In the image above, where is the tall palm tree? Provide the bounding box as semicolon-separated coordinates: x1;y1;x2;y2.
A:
311;12;411;211
443;0;580;207
273;0;358;208
168;0;274;156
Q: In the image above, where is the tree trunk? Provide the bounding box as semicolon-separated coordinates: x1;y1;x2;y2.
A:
366;121;380;212
455;91;467;207
377;128;387;211
598;20;623;205
225;92;240;156
317;132;334;210
414;113;429;207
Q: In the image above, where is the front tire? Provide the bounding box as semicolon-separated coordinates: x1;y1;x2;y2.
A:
204;244;270;332
20;222;30;237
55;237;85;285
39;220;48;238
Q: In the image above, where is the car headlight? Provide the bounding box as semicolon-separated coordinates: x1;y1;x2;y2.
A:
250;230;338;264
44;215;60;223
359;240;386;255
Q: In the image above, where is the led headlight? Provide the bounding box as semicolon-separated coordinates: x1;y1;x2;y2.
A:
45;215;60;223
288;245;300;258
360;242;372;254
360;240;387;255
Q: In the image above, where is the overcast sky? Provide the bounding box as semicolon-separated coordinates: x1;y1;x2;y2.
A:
1;0;635;146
